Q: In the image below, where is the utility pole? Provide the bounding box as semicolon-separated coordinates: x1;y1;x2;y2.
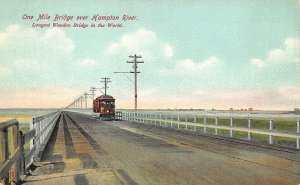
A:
84;92;89;109
100;77;111;95
90;87;97;100
115;55;144;111
128;55;144;111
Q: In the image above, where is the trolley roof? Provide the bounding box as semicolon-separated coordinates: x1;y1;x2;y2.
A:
97;95;114;99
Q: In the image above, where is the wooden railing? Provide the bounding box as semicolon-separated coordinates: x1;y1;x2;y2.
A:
0;120;22;184
121;112;300;149
0;111;60;184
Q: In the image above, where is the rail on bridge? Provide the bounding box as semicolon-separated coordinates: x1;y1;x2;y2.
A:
1;110;299;184
121;111;300;149
0;111;60;184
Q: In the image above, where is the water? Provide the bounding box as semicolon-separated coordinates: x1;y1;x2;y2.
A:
0;108;59;124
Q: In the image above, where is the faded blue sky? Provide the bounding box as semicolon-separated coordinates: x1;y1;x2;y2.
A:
0;0;299;109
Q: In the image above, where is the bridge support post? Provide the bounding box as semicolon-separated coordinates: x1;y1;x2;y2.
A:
139;113;141;123
269;119;274;145
230;118;234;137
247;117;252;141
248;117;251;128
215;117;219;135
204;116;207;133
297;121;300;134
297;138;299;149
269;135;274;145
160;114;162;126
269;119;274;130
142;113;144;123
165;115;167;127
247;133;252;141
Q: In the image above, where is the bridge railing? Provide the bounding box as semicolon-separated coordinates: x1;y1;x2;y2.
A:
115;111;123;120
121;112;300;150
0;120;21;184
27;111;60;166
0;111;61;184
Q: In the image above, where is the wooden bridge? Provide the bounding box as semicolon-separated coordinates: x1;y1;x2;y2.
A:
1;111;300;185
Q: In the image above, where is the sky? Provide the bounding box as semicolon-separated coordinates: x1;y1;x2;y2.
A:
0;0;299;110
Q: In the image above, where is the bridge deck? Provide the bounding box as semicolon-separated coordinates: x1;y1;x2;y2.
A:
23;111;300;185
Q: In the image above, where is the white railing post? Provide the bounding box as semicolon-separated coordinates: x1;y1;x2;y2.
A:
215;117;219;135
230;117;234;137
297;138;300;149
269;119;274;145
30;121;34;152
160;114;162;126
204;116;207;133
297;120;300;134
185;115;188;123
165;115;167;127
248;116;252;141
154;114;157;125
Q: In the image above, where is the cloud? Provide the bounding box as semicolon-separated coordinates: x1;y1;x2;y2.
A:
250;38;299;68
250;58;264;68
0;25;75;63
163;43;173;58
43;28;74;53
176;56;222;72
77;58;97;68
105;28;174;60
12;59;50;71
0;25;75;85
0;25;74;55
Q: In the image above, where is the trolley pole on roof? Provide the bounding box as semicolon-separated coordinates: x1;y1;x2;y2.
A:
115;55;144;111
100;77;111;95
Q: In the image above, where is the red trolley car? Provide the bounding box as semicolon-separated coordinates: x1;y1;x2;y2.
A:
93;95;115;118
